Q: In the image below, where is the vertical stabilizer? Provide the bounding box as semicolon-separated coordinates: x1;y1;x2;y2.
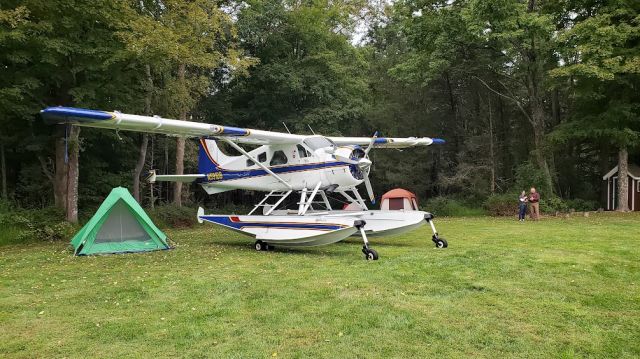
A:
198;138;238;173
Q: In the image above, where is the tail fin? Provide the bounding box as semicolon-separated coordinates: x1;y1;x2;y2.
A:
198;139;234;173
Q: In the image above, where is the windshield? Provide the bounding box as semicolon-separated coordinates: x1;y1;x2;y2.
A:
303;136;335;151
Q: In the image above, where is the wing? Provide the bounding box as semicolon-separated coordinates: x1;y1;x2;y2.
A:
329;136;445;148
40;106;304;145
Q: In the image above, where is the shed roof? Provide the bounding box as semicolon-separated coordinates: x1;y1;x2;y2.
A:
603;164;640;180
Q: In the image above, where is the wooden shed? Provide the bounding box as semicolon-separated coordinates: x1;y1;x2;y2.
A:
602;164;640;211
380;188;419;211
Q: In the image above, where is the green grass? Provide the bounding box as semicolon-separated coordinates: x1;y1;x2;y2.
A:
1;213;639;358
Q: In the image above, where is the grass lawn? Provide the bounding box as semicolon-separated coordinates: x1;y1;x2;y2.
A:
1;213;639;358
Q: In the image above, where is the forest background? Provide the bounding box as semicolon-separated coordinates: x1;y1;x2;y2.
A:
1;0;638;232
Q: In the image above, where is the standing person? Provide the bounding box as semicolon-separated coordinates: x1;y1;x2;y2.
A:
529;187;540;220
518;191;528;222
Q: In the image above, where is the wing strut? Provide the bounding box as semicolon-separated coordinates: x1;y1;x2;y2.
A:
219;137;292;190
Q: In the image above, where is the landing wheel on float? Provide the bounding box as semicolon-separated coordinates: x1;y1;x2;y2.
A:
355;220;379;261
425;213;448;249
254;240;267;251
362;247;379;260
433;236;448;248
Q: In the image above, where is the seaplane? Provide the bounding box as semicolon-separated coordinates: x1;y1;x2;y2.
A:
41;106;448;260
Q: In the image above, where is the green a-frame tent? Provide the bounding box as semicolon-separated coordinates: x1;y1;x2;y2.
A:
71;187;170;255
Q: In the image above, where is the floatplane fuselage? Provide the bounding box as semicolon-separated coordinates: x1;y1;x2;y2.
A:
41;106;449;260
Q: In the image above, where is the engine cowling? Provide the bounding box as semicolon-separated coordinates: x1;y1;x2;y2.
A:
333;145;370;180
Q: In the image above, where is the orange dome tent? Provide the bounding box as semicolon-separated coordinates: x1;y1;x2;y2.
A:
381;188;419;211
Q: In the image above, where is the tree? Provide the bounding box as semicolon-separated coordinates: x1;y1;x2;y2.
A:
1;0;141;221
201;0;369;135
550;0;640;211
120;0;252;206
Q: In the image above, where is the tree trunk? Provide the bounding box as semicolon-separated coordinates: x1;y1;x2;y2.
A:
149;135;155;209
173;63;187;206
488;97;496;194
531;117;554;195
65;126;80;223
1;143;6;200
173;136;185;206
133;134;149;203
133;64;154;204
54;125;69;210
525;0;554;196
617;147;629;212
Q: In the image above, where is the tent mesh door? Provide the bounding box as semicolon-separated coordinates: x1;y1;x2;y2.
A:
94;200;152;243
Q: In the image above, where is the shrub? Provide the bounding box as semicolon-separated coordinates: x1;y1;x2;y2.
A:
423;197;485;217
564;198;599;212
484;192;578;216
540;196;569;214
484;193;519;217
148;205;198;228
0;205;76;243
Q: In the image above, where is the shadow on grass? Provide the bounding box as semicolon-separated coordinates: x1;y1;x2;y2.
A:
211;240;355;257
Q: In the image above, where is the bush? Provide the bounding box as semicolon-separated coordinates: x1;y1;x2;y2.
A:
484;193;519;217
148;205;198;228
423;197;485;217
0;204;76;244
540;196;569;214
564;198;599;212
484;192;580;216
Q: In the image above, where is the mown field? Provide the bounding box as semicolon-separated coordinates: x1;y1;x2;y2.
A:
1;213;639;358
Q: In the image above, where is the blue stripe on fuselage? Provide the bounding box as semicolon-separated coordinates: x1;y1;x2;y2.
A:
200;216;347;231
199;161;349;183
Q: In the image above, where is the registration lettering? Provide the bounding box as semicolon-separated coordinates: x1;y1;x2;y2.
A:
207;172;223;181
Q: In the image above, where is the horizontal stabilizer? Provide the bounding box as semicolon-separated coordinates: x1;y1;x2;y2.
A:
147;170;205;183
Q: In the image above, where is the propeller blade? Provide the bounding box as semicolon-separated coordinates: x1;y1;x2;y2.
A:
335;155;358;165
363;171;375;204
364;131;378;156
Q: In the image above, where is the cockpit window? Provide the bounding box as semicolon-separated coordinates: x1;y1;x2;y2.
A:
270;150;288;166
297;144;310;158
303;137;335;151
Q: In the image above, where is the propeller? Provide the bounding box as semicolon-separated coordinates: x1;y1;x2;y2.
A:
362;132;378;203
332;131;378;203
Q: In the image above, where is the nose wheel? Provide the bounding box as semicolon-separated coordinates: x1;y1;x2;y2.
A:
355;220;379;260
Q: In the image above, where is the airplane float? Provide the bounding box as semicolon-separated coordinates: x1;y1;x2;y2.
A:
41;106;448;260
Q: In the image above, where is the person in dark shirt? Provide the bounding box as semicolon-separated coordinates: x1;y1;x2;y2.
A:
529;187;540;220
518;191;528;222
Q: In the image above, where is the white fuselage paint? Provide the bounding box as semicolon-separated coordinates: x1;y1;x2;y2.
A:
199;141;363;194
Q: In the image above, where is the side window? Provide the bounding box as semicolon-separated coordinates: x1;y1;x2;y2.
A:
247;152;267;166
297;144;310;158
270;150;288;166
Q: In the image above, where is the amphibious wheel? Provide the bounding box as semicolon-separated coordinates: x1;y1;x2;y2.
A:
363;248;379;261
434;237;448;248
254;240;265;251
